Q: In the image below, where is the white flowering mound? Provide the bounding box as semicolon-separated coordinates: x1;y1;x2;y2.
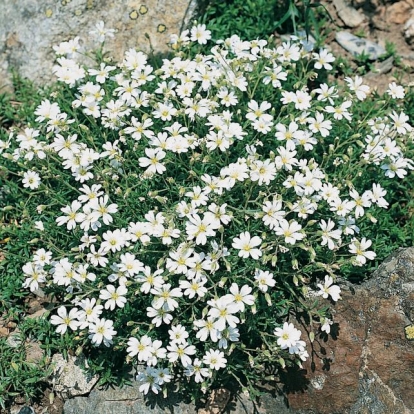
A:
2;22;413;396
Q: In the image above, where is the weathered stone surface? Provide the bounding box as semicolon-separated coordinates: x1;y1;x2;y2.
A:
63;382;298;414
333;0;365;28
63;381;191;414
0;0;198;91
25;340;44;364
287;247;414;414
386;1;413;24
335;31;386;60
404;10;414;44
49;353;99;399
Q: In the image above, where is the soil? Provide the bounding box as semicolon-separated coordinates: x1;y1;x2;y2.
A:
2;1;414;413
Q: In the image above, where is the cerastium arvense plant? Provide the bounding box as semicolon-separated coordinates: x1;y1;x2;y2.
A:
1;21;412;399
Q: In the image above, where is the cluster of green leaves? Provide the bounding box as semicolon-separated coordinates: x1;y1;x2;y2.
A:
0;331;51;409
199;0;280;40
0;79;53;409
199;0;331;44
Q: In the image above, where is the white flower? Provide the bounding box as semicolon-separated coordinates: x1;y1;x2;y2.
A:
33;248;52;266
185;214;217;245
232;231;262;259
77;298;103;327
387;82;405;99
154;368;171;385
34;220;45;231
208;297;240;331
88;318;117;346
146;306;173;327
100;229;128;253
367;183;388;208
381;157;410;179
56;200;85;230
50;306;80;334
254;269;276;292
151;283;182;311
319;219;342;250
226;283;255;312
345;75;370;101
262;199;286;229
167;341;196;367
313;49;335;70
389;111;412;135
118;253;144;276
275;219;305;245
22;262;46;292
190;24;211;44
349;189;372;218
217;326;240;349
246;100;273;123
321;317;333;334
292;89;311;110
136;266;164;294
317;275;341;301
89;21;116;43
349;237;376;265
203;349;227;370
250;159;277;185
139;148;166;175
99;284;128;310
88;195;118;225
136;367;161;395
168;324;189;345
147;340;167;366
184;358;211;383
307;112;332;137
325;100;352;121
275;147;298;171
22;171;41;189
194;317;218;342
179;277;208;299
274;322;302;350
127;335;153;361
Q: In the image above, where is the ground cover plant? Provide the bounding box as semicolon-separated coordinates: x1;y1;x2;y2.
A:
0;13;413;411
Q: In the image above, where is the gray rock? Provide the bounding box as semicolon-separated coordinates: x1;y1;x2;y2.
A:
64;381;192;414
17;407;35;414
365;56;394;78
6;328;22;348
25;340;44;364
49;353;99;399
335;31;386;60
0;0;199;91
404;10;414;44
63;381;299;414
333;0;365;28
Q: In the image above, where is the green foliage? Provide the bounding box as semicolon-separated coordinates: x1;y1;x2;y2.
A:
0;335;51;409
199;0;331;44
199;0;280;40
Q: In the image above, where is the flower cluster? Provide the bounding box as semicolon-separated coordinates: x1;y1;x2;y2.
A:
3;22;412;395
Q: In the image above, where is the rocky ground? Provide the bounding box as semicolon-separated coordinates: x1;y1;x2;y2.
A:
320;0;414;92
